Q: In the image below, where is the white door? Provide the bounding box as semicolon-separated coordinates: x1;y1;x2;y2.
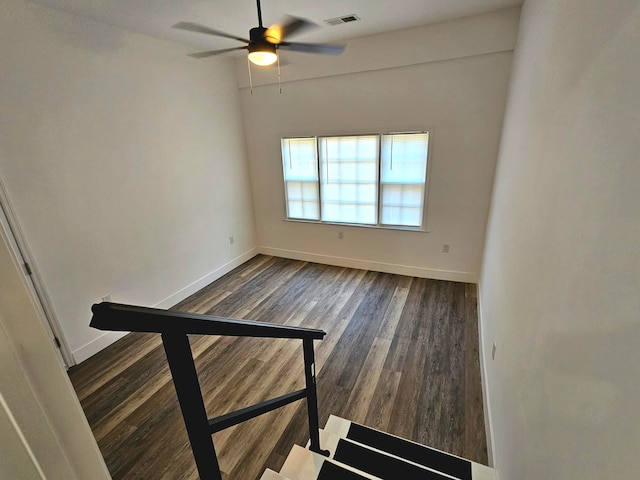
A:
0;178;73;368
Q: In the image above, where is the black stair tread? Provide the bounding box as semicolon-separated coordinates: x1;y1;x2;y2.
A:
317;460;371;480
281;444;378;480
334;438;455;480
345;422;472;480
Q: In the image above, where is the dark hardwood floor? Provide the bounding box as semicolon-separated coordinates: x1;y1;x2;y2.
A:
69;255;487;479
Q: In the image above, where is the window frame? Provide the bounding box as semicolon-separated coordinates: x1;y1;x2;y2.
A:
281;130;433;232
318;134;380;226
281;136;321;222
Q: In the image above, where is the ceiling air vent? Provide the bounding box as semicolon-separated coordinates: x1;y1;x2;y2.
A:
324;14;361;26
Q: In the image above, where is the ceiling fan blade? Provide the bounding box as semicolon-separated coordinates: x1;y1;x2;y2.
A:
278;42;345;55
266;16;317;43
172;21;250;44
188;46;248;59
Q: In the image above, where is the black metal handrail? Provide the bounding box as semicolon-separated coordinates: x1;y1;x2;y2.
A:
90;302;329;480
91;302;326;339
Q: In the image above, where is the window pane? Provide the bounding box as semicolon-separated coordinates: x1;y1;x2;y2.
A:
381;184;424;226
380;133;429;227
322;202;377;225
282;138;318;181
380;133;428;184
286;181;320;220
319;135;379;225
282;138;320;220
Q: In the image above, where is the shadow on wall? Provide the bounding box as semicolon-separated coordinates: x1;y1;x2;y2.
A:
38;0;204;54
533;321;640;476
38;8;126;54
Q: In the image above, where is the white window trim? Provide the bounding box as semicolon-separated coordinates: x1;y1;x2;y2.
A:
282;217;431;233
281;130;434;232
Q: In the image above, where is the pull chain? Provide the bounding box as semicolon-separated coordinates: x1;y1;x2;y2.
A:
277;53;282;94
247;56;254;95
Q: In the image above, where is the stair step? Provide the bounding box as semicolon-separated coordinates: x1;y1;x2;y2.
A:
323;416;497;480
316;429;458;480
268;416;497;480
260;468;291;480
280;444;380;480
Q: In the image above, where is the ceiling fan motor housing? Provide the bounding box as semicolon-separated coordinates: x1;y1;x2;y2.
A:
250;26;267;42
249;26;277;54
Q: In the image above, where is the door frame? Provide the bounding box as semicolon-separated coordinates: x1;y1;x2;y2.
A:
0;177;74;368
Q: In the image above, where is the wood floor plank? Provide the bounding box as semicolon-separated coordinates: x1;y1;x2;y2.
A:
375;276;413;341
364;368;402;432
414;280;453;449
68;255;488;479
331;272;398;390
344;336;393;425
464;284;488;465
172;255;278;314
70;332;161;401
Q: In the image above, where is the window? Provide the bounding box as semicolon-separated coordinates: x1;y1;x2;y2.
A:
282;137;319;221
282;132;429;229
380;132;430;227
319;135;379;225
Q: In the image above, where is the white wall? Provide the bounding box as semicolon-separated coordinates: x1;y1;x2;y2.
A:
0;0;257;362
0;223;110;479
479;0;640;478
239;9;519;282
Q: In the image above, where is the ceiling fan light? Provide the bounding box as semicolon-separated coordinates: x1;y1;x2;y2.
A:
248;43;278;66
248;50;278;66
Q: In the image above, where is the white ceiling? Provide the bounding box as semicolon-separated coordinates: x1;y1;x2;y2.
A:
28;0;523;53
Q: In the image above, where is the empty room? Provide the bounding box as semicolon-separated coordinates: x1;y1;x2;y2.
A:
0;0;638;479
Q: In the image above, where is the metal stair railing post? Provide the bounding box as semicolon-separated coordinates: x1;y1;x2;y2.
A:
303;338;329;456
90;302;328;480
162;332;222;480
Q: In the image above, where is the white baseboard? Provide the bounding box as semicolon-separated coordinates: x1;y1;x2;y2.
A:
258;246;478;283
74;246;475;362
73;330;129;364
74;248;259;363
476;280;496;469
154;248;259;310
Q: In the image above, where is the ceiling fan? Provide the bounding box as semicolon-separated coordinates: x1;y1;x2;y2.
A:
172;0;345;67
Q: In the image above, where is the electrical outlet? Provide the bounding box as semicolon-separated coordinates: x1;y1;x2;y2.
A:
102;294;112;303
492;342;497;360
229;236;234;245
338;231;344;240
442;244;450;253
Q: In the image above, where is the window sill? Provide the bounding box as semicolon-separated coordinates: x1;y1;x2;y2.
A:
282;218;430;233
